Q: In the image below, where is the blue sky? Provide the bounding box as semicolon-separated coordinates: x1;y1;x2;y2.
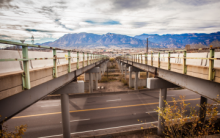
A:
0;0;220;44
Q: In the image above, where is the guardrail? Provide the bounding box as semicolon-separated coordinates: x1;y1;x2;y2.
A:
0;39;108;90
118;46;220;82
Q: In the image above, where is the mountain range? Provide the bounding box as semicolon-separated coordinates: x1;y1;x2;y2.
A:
39;32;220;48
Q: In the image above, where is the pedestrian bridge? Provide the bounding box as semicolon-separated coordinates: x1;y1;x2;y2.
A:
0;40;108;123
117;47;220;101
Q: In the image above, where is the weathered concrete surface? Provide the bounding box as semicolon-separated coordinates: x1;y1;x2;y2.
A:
147;78;178;89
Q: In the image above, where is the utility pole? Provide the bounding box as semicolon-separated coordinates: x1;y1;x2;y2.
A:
31;35;34;45
146;38;148;54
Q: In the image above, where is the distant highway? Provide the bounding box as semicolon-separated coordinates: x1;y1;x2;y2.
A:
5;89;216;138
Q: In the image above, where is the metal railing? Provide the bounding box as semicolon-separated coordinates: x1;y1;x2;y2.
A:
0;39;108;90
118;46;220;82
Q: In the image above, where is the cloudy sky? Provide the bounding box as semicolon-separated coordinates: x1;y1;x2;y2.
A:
0;0;220;44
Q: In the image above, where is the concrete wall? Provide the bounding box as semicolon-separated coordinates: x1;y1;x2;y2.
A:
129;78;146;88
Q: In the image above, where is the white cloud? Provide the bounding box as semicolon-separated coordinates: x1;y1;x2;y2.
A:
0;0;220;43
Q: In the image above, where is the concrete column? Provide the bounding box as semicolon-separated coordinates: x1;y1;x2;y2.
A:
129;71;132;88
158;88;167;135
124;66;127;79
199;96;207;124
134;72;138;90
146;72;149;88
89;73;93;93
61;94;71;138
94;73;98;90
121;64;124;76
138;72;141;78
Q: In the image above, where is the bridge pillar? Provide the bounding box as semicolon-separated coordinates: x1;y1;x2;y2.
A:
124;65;127;79
134;72;138;90
138;72;141;78
147;78;178;136
94;73;98;90
146;72;149;87
129;66;144;90
129;70;132;88
158;88;167;135
61;93;71;138
89;73;93;93
121;63;124;76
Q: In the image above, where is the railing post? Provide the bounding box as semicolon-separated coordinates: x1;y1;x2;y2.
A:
22;46;31;89
141;54;143;64
151;53;153;66
68;51;71;72
83;52;85;67
158;52;160;68
183;51;187;74
77;51;79;69
135;54;137;62
208;47;215;81
92;53;93;64
53;49;57;78
87;53;89;65
90;53;91;64
168;52;171;70
145;53;148;65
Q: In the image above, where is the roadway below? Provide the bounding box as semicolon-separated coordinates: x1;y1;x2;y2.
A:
4;89;218;138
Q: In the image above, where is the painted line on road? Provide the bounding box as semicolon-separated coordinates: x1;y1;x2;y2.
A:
38;121;158;138
60;118;90;123
145;111;157;114
12;98;200;119
106;99;121;102
41;105;60;107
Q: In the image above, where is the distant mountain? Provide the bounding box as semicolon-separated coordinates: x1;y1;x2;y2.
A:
40;32;220;48
40;33;159;48
134;32;220;48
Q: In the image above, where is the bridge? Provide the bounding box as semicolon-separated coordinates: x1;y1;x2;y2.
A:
116;47;220;135
0;39;220;137
0;40;109;137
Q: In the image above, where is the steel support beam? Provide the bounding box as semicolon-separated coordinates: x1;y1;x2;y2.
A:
61;94;71;138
